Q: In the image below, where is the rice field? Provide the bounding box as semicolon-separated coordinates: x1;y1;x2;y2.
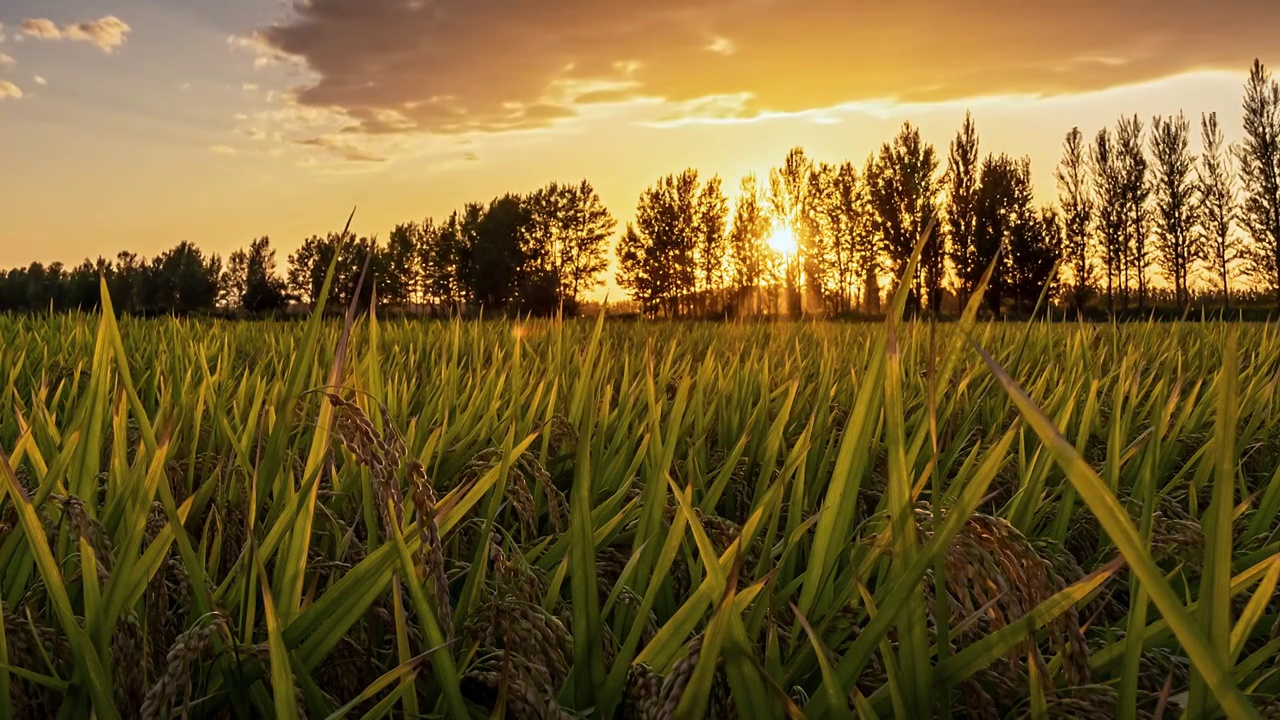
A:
2;280;1280;718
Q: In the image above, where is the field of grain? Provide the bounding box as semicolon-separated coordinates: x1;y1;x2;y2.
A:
2;288;1279;718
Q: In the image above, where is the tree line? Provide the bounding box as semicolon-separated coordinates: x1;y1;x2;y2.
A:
0;180;615;316
2;59;1278;319
619;59;1280;318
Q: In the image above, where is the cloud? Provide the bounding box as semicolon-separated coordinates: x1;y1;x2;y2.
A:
0;81;22;100
227;33;299;69
294;135;387;162
250;0;1280;136
0;53;13;67
33;75;46;86
21;16;131;53
209;145;239;155
705;36;735;56
243;83;259;91
19;19;60;41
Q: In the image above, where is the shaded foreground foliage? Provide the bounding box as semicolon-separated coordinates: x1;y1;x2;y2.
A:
1;278;1280;718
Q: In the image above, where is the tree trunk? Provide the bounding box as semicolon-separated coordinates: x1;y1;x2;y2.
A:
1222;257;1230;311
864;264;880;315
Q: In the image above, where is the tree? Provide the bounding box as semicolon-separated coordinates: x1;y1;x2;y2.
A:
867;122;941;313
769;148;816;313
971;154;1033;312
288;234;340;306
382;223;421;306
1091;129;1127;313
947;112;982;308
1197;112;1243;308
1150;113;1201;309
1055;127;1094;313
727;174;770;315
287;233;380;310
226;238;287;314
1006;207;1063;312
810;161;871;313
421;215;466;311
65;258;106;311
148;242;221;315
617;169;701;317
524;180;616;310
1236;59;1280;302
469;194;531;311
1116;115;1151;309
693;175;730;314
243;238;287;313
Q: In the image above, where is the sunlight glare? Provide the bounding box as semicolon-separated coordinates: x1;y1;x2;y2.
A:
767;225;798;256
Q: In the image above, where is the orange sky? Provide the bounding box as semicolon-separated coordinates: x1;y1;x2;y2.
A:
1;1;1277;301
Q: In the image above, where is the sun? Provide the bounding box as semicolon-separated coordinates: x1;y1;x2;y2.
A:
766;225;798;256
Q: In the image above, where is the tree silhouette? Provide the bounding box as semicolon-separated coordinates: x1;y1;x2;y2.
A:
287;232;381;309
524;180;616;311
468;194;530;311
422;214;467;311
947;112;982;309
972;154;1032;312
617;169;702;317
1006;206;1063;312
1236;59;1280;302
1197;112;1242;308
1091;129;1127;313
810;161;871;313
65;258;106;311
111;251;143;314
867;122;941;313
694;175;730;315
1150;113;1201;309
859;157;883;314
148;242;222;315
727;174;770;315
769;148;815;314
383;224;421;306
1055;127;1094;314
1116;115;1151;309
804;164;839;309
226;237;288;314
288;234;340;306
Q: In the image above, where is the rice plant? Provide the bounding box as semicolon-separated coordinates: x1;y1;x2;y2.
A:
1;249;1278;718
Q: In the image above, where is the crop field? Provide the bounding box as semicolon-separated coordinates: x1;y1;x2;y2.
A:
2;294;1280;718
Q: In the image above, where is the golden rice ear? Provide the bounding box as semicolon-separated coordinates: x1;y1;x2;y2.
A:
405;459;452;639
140;614;227;720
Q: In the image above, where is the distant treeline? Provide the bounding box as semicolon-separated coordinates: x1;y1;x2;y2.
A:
2;59;1279;320
0;180;615;317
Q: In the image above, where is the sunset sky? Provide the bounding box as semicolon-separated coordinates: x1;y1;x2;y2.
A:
2;0;1277;300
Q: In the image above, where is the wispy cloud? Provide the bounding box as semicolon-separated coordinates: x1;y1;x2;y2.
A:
0;53;14;67
705;36;735;56
19;19;60;41
226;33;298;69
0;80;22;100
21;16;131;53
33;75;46;86
294;135;387;163
209;144;239;156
